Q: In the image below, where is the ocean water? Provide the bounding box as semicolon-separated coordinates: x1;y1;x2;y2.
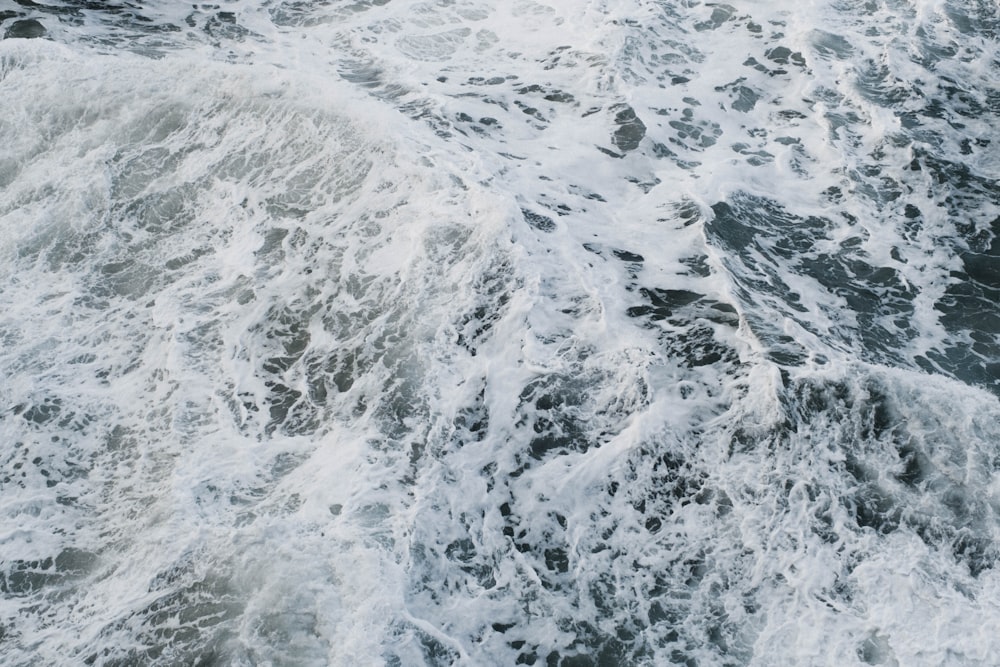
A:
1;0;999;665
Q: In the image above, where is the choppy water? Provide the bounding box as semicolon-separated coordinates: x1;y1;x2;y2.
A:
1;1;999;665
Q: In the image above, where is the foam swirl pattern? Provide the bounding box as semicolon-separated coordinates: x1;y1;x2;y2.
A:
1;1;999;665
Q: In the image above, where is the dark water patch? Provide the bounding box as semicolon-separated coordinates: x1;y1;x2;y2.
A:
800;254;916;358
631;447;706;514
776;108;807;121
952;531;997;578
730;142;772;164
506;357;653;474
858;633;895;666
549;635;632;667
649;140;701;169
113;187;200;244
785;376;1000;575
706;199;762;249
9;0;182;48
580;243;645;279
413;628;461;666
193;10;254;43
855;60;913;107
269;0;389;27
626;175;661;193
338;58;412;106
467;75;510;86
610;104;646;152
516;83;576;105
454;111;503;136
708;208;813;316
241;304;327;436
21;396;62;425
515;99;548;123
961;245;1000;291
940;2;1000;40
925;220;1000;393
912;24;959;68
12;398;94;434
2;431;91;497
915;150;1000;217
666;106;722;151
339;60;393;92
498;504;574;589
516;621;639;666
456;267;511;357
4;18;45;38
764;45;805;68
456;286;511;356
694;4;735;32
0;548;98;596
936;78;989;121
893;440;930;488
624;283;740;368
672;327;735;367
680;254;712;278
810;30;853;60
518;375;589;460
264;382;304;435
716;80;759;113
850;481;902;535
920;342;1000;396
477;418;751;665
626;287;703;321
611;248;644;263
706;194;932;367
164;246;212;271
451;387;489;448
706;78;756;114
743;55;777;76
751;325;809;368
522;208;556;232
88;568;243;667
91;258;163;300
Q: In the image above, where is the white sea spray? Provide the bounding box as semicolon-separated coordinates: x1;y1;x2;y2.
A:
1;1;999;665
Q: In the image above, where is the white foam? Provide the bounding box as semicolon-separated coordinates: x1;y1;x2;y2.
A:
3;0;1000;664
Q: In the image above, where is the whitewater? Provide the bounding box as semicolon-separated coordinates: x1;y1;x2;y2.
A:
1;0;999;665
